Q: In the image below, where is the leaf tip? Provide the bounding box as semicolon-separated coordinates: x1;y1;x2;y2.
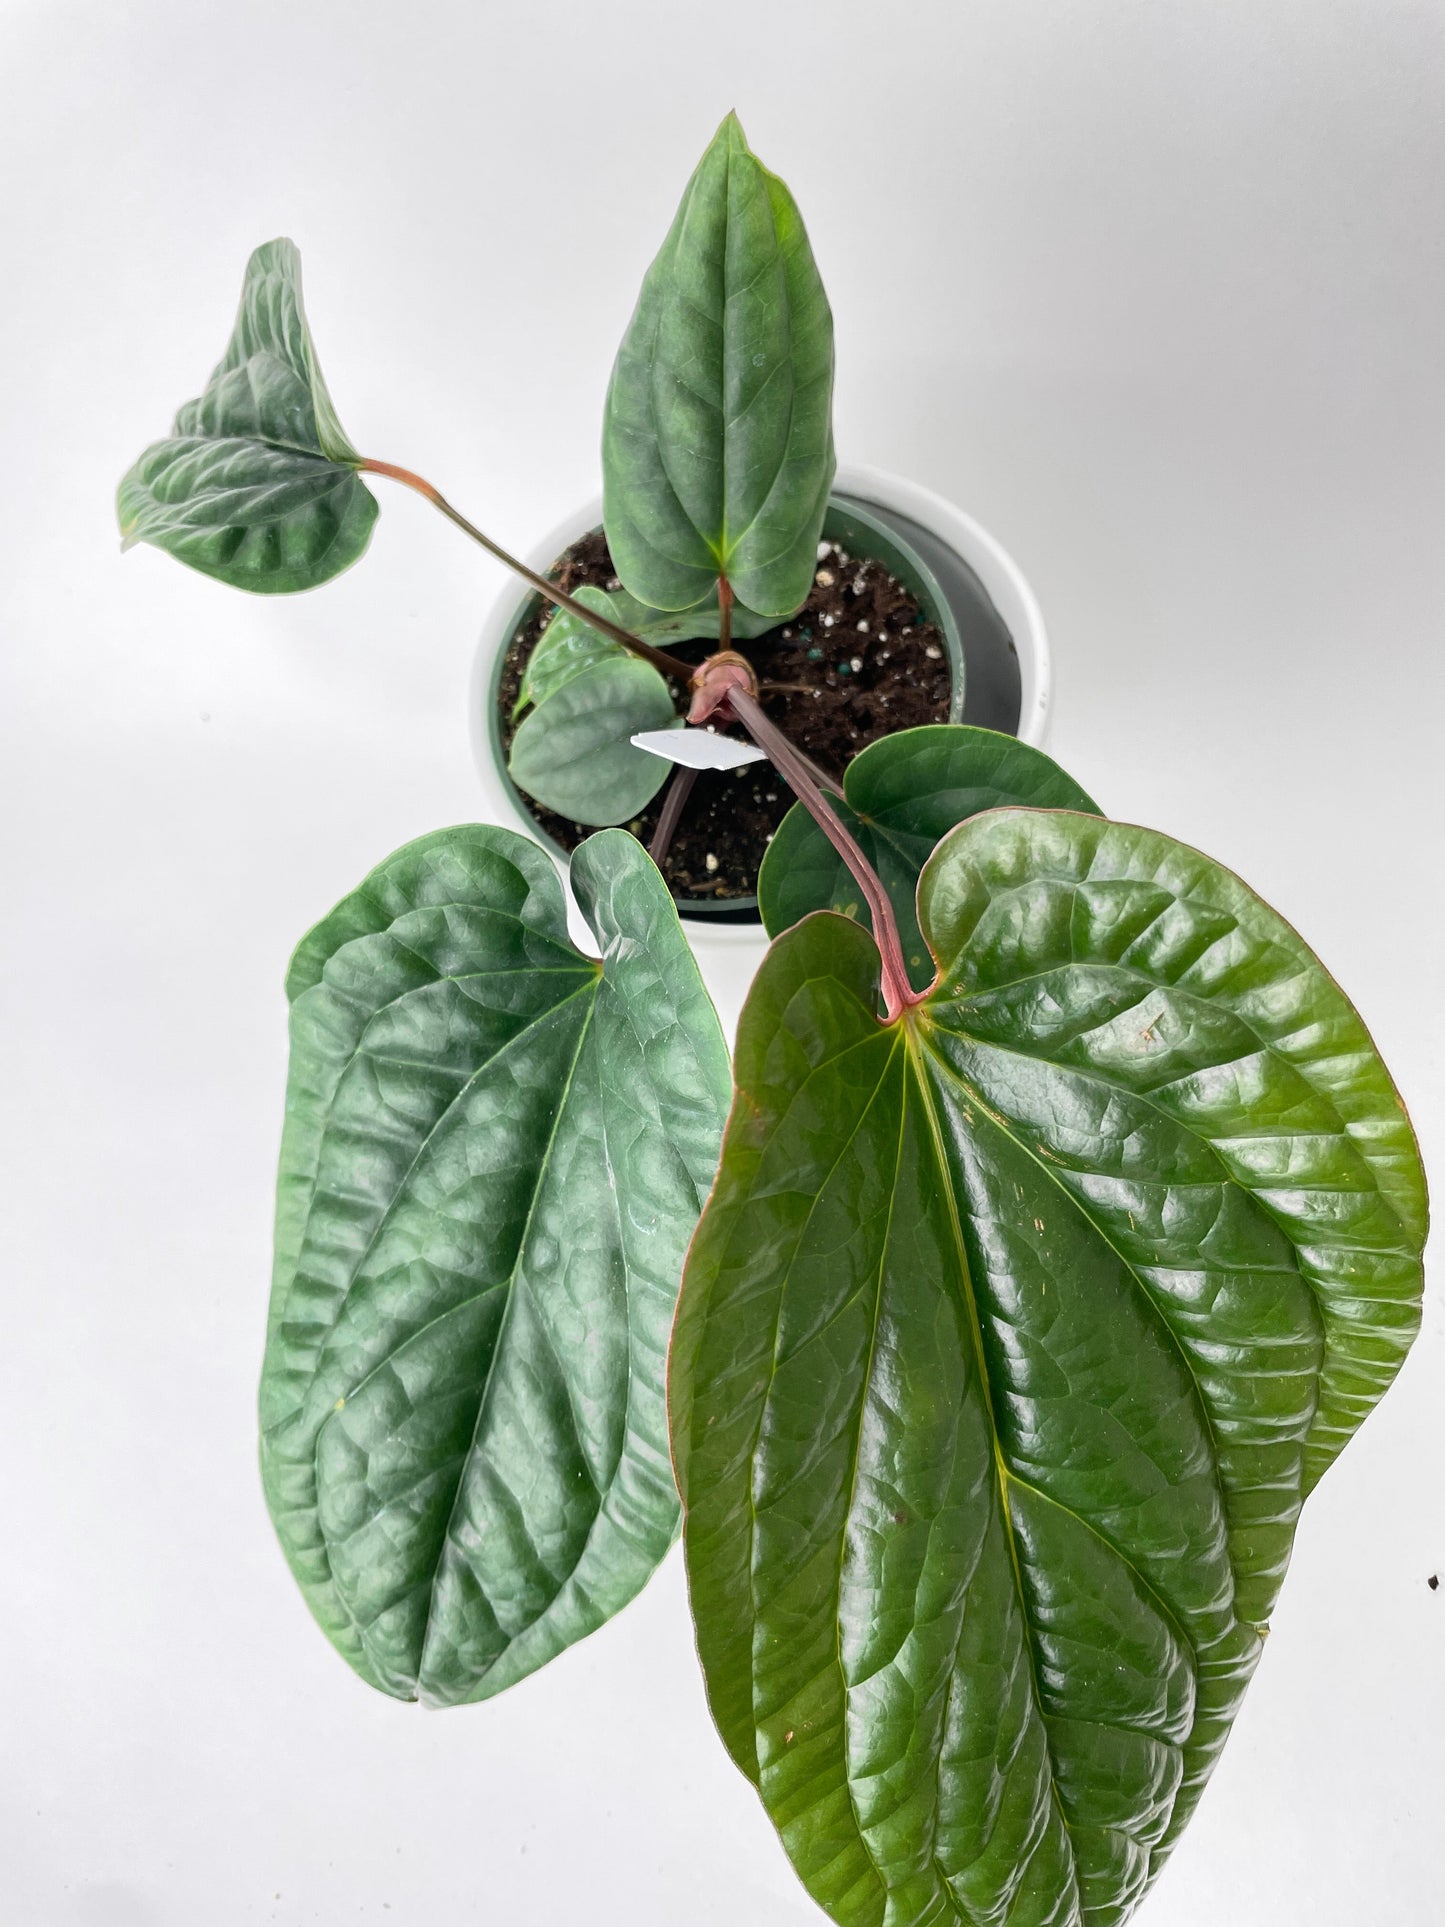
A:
250;234;301;273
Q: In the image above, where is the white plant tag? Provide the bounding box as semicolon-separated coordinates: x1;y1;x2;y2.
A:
630;728;768;771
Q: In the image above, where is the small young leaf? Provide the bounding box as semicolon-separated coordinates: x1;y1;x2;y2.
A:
510;657;681;825
758;725;1101;988
671;810;1426;1926
117;239;377;593
516;587;630;716
262;825;730;1705
516;581;775;720
603;112;835;617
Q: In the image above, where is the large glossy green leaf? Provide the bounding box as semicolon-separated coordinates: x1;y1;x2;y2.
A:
118;239;377;592
510;656;682;825
671;808;1425;1926
602;112;835;618
759;725;1102;989
261;825;729;1705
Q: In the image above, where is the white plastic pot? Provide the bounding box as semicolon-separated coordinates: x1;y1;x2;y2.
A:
469;462;1051;1027
831;462;1051;749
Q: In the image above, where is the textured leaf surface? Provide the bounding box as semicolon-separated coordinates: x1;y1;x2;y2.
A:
118;239;376;592
602;112;835;617
759;726;1101;989
261;826;729;1705
510;656;682;825
671;808;1425;1926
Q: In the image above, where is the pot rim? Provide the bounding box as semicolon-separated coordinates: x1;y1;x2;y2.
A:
833;461;1051;749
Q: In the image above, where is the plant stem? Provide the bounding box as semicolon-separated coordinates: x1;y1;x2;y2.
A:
717;574;733;652
728;687;918;1020
648;765;697;867
359;459;696;680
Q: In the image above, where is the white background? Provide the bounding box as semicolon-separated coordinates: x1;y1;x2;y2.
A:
2;3;1441;1922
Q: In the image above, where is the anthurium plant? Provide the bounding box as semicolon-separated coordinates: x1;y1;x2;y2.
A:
119;114;1427;1927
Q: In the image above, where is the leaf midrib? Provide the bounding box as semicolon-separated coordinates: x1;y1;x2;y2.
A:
287;977;597;1688
413;986;602;1695
901;1023;1088;1926
653;134;808;583
169;416;350;465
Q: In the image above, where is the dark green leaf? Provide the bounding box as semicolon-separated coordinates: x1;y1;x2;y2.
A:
510;656;681;825
117;239;376;592
671;808;1425;1925
602;112;835;618
759;725;1101;989
262;825;730;1705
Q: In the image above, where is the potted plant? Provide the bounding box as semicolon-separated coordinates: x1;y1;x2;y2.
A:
117;114;1427;1927
471;459;1051;932
479;487;964;925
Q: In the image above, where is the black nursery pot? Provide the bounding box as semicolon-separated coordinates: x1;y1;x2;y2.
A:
474;467;1046;926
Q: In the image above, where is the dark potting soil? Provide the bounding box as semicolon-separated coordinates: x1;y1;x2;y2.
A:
495;531;952;903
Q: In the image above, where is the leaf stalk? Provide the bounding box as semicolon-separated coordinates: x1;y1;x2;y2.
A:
648;765;698;867
358;459;696;680
727;686;919;1020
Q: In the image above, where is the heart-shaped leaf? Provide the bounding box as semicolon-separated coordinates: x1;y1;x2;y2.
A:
261;825;730;1705
510;656;682;825
759;725;1102;988
671;808;1425;1926
117;239;377;592
603;112;835;618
